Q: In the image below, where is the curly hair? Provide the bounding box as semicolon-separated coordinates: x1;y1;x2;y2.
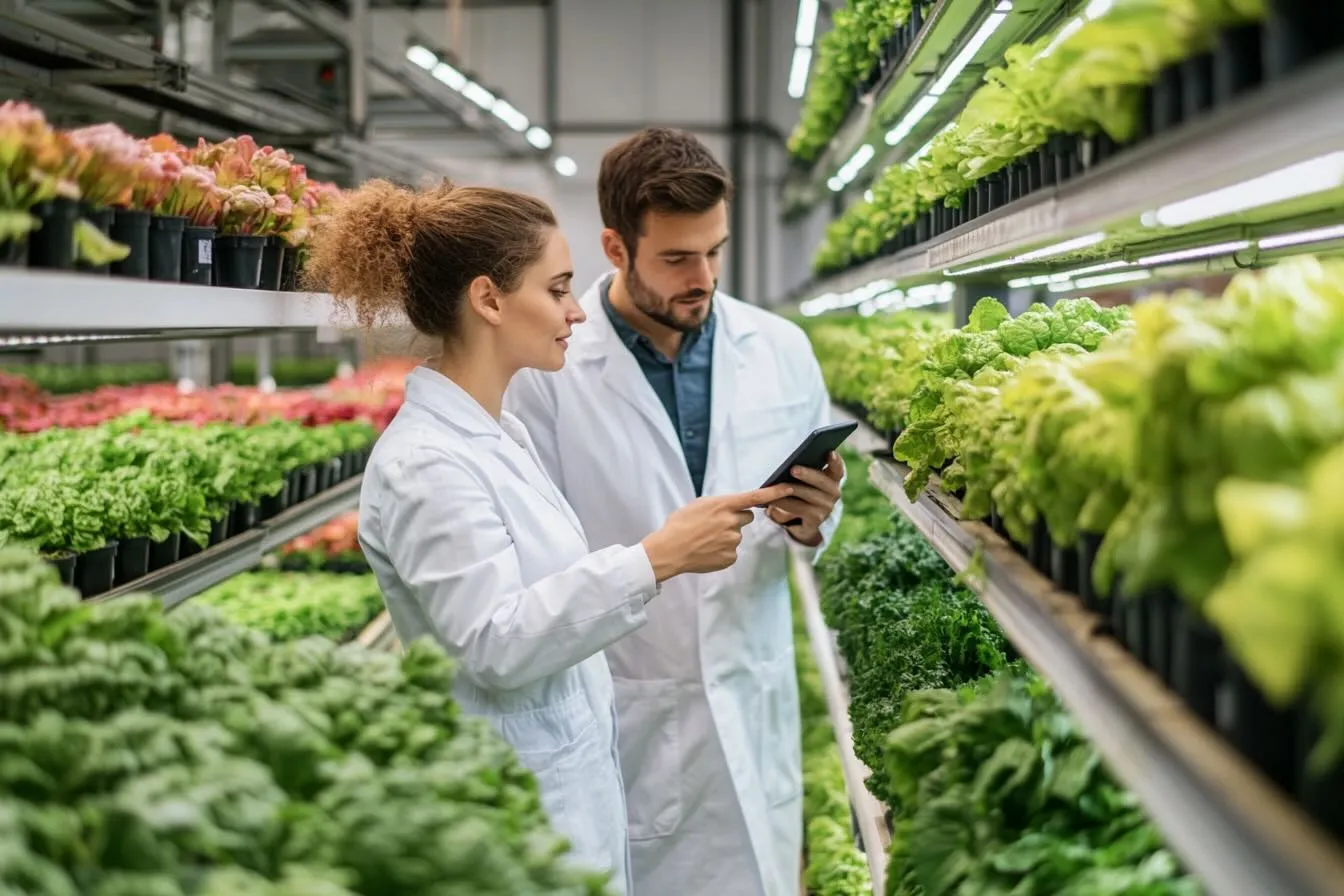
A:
302;178;557;338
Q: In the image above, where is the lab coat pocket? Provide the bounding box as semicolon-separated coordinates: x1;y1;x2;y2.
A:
760;655;803;808
505;697;617;874
611;677;682;840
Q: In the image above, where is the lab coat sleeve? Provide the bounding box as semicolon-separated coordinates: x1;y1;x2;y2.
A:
503;369;566;488
381;446;656;691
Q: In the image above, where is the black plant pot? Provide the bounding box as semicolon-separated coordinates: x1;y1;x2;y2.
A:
1028;519;1051;575
1143;588;1177;685
1171;605;1223;726
75;541;118;597
1076;531;1104;612
113;536;151;586
27;197;80;270
231;502;260;536
1049;540;1079;594
260;479;292;520
148;532;181;571
148;214;187;282
179;533;205;559
208;511;232;546
214;234;267;288
280;246;301;291
74;204;115;275
109;208;151;278
1222;662;1297;791
292;464;318;502
1296;712;1344;841
1214;23;1264;104
258;235;285;290
1262;0;1344;80
46;551;76;586
181;225;216;284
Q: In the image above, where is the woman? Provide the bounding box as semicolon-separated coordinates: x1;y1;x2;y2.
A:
304;179;792;894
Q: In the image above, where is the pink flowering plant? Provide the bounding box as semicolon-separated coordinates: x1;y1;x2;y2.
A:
0;101;80;245
147;134;225;226
64;123;143;207
217;184;276;236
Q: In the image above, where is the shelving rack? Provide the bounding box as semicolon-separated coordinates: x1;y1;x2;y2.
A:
783;0;1074;215
865;452;1344;896
782;4;1344;328
91;475;365;609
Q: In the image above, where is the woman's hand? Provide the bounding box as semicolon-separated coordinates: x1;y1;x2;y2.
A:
642;484;794;581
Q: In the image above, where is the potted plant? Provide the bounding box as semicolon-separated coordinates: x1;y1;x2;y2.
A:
0;101;82;267
62;123;142;274
106;140;185;280
151;137;225;285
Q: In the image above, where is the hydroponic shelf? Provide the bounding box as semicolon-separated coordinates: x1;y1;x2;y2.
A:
783;0;1068;215
92;474;364;609
0;269;347;333
867;457;1344;896
791;550;891;892
796;50;1344;300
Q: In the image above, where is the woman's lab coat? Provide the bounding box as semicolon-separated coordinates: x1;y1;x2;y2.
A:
357;366;657;895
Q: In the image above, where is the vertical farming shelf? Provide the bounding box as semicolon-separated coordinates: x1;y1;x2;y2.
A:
792;549;891;893
866;458;1344;896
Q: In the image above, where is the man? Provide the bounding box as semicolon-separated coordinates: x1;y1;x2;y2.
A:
504;127;843;896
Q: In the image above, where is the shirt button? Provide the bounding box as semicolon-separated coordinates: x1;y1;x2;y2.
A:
685;430;695;438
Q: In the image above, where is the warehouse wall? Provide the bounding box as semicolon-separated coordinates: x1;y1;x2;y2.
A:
360;0;809;306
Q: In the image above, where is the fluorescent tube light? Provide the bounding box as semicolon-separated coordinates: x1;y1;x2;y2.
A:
827;176;845;192
795;0;819;46
1074;270;1151;289
885;94;939;146
788;46;813;98
1012;231;1106;263
1136;240;1250;266
432;62;467;91
491;99;529;132
461;81;496;110
1153;152;1344;228
405;45;436;69
928;12;1008;96
526;126;553;150
1007;277;1033;288
1060;259;1131;278
1258;223;1344;250
554;156;577;177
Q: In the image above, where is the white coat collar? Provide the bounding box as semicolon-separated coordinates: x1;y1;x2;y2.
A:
404;366;579;526
566;271;758;498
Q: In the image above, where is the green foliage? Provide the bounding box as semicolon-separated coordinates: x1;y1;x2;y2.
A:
197;571;385;644
812;0;1267;275
0;414;376;553
0;544;612;895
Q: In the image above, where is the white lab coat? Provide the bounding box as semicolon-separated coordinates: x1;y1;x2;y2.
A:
504;274;841;896
358;366;658;896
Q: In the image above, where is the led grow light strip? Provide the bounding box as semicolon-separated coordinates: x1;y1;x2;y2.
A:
1135;240;1251;267
829;143;877;191
1150;151;1344;228
788;0;819;98
928;10;1009;96
1258;223;1344;250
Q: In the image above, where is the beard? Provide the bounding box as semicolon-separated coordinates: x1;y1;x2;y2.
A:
626;263;715;333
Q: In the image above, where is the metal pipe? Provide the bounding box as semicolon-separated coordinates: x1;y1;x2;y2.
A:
727;0;746;296
348;0;368;137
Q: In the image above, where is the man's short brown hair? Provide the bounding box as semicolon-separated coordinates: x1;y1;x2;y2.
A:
597;128;735;256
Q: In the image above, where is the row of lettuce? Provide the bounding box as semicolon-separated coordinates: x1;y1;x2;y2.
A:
0;544;613;896
811;0;1267;275
808;449;1197;895
802;253;1344;824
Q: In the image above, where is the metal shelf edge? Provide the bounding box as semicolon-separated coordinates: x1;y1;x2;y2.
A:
867;458;1344;896
92;475;364;609
791;549;890;894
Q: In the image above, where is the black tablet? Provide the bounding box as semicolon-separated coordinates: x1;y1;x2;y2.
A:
759;421;859;488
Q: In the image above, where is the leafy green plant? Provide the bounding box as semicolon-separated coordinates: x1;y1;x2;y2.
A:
0;543;612;895
197;571;385;643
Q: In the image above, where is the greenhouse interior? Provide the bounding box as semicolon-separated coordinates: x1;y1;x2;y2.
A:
1;0;1342;894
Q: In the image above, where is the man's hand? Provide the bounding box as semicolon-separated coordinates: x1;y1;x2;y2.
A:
765;452;844;547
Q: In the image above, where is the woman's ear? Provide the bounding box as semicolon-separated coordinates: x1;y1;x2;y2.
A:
465;274;505;326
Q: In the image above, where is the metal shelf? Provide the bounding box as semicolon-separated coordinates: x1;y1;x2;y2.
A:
867;458;1344;896
0;270;348;332
794;51;1344;302
783;0;1068;215
791;549;891;893
92;474;363;609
